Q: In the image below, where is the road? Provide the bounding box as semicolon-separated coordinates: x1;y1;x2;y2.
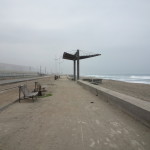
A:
0;77;150;150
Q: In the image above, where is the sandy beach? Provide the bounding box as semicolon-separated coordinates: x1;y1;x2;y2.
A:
98;79;150;102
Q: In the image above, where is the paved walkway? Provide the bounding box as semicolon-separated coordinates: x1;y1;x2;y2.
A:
0;78;150;150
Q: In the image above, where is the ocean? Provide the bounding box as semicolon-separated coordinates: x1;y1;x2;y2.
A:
83;74;150;84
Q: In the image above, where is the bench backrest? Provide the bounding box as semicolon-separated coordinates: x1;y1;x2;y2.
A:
20;85;30;97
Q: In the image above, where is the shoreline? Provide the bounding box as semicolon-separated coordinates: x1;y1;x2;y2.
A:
81;74;150;85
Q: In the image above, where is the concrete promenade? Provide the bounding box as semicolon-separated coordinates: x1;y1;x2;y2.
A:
0;77;150;150
78;80;150;128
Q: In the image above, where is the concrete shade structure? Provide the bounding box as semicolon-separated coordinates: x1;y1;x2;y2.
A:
63;50;101;80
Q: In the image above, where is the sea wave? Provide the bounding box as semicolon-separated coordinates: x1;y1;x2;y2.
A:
82;74;150;84
130;75;150;79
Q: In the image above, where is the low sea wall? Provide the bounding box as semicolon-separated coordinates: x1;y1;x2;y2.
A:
77;80;150;128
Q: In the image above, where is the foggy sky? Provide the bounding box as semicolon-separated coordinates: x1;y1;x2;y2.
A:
0;0;150;75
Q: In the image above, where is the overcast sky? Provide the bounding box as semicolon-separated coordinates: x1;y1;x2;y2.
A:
0;0;150;75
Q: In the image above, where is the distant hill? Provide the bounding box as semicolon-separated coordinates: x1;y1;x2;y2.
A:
0;62;36;73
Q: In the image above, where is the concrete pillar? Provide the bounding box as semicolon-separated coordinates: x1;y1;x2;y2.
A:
77;50;80;80
73;60;76;81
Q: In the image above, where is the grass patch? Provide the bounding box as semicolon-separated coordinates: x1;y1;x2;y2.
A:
38;93;52;98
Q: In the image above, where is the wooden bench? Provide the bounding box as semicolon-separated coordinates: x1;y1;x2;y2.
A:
91;79;102;85
34;82;47;96
82;79;92;82
54;75;60;80
82;78;102;85
18;85;38;102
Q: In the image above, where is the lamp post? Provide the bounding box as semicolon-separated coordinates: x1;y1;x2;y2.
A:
77;50;80;80
74;60;76;81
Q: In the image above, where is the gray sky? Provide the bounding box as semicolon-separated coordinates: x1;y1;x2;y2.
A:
0;0;150;75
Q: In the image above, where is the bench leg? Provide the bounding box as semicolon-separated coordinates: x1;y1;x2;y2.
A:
19;87;21;103
32;97;34;102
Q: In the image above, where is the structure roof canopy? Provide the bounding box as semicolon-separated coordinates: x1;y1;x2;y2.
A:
63;52;101;60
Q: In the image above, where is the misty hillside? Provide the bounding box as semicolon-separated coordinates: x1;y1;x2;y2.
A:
0;63;37;73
